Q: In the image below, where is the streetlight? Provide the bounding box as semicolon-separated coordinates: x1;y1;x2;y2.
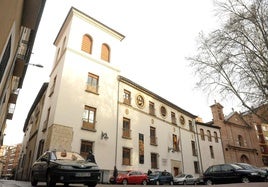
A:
25;63;44;68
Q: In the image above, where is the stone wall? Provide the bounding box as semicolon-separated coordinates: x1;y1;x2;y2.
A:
45;124;73;151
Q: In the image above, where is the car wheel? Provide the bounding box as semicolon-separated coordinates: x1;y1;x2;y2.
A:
87;182;98;187
30;172;38;186
205;179;213;185
156;180;160;185
123;179;128;185
46;171;56;187
142;180;147;185
241;176;250;183
170;180;174;185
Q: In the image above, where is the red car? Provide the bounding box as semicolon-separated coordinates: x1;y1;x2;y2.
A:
116;170;148;185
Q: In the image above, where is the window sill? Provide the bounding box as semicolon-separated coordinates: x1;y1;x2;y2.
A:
85;89;99;95
122;136;132;139
81;127;97;132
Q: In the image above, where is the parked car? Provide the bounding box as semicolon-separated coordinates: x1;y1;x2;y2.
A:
109;176;116;184
201;163;266;185
148;171;174;185
173;174;199;185
234;163;268;181
260;167;268;173
30;150;101;187
116;170;148;185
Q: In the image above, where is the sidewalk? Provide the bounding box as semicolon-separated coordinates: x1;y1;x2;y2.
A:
0;180;30;187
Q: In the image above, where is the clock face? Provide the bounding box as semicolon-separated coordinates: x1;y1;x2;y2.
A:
136;95;144;108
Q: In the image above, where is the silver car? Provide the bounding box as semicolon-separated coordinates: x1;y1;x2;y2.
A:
174;174;199;185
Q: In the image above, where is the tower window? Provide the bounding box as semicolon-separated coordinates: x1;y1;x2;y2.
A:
101;43;110;62
81;34;92;54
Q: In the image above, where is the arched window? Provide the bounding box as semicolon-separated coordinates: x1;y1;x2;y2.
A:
101;43;110;62
238;135;244;146
200;129;205;140
214;132;218;143
207;130;212;142
81;34;92;54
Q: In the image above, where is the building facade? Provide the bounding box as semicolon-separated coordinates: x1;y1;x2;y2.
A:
210;102;263;166
16;83;48;180
0;144;21;179
241;104;268;166
18;7;225;182
195;121;224;173
0;0;46;146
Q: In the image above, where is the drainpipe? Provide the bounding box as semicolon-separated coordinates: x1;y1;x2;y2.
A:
115;77;120;167
179;127;184;173
195;121;203;174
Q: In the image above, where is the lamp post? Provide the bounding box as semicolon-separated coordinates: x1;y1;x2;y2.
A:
25;63;44;68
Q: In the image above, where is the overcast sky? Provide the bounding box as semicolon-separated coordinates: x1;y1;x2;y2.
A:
5;0;237;145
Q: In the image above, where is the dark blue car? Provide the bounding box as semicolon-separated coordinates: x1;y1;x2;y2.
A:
148;171;174;185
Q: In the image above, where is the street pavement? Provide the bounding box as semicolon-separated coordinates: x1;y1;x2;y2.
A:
0;180;267;187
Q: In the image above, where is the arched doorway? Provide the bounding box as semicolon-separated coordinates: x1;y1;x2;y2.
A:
240;154;250;163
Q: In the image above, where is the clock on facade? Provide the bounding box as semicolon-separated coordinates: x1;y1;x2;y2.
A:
136;95;145;108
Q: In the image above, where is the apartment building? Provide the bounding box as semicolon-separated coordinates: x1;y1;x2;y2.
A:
0;144;21;179
16;83;48;180
18;7;225;182
210;102;263;166
0;0;46;145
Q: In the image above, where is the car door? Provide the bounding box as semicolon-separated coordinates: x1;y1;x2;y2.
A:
186;175;194;184
36;152;50;181
157;172;164;183
164;172;172;183
221;164;238;183
135;171;143;184
211;165;223;184
128;171;136;184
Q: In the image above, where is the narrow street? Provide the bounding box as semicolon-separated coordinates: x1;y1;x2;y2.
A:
0;180;267;187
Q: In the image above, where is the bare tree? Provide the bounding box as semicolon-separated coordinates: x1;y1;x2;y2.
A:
188;0;268;115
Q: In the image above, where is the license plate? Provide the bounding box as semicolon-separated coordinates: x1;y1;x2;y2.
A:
76;172;91;177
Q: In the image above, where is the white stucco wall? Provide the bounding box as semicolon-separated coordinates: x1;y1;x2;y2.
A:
196;124;225;173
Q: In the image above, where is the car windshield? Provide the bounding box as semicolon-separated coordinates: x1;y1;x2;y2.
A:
150;171;161;176
118;171;129;175
230;164;243;169
176;174;186;178
52;151;85;161
237;163;257;169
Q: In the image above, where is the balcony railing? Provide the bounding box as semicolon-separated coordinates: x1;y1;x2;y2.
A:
86;84;99;94
82;121;96;131
8;92;18;104
171;117;177;124
6;104;15;120
150;136;158;146
149;108;155;116
122;128;131;139
123;98;131;105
